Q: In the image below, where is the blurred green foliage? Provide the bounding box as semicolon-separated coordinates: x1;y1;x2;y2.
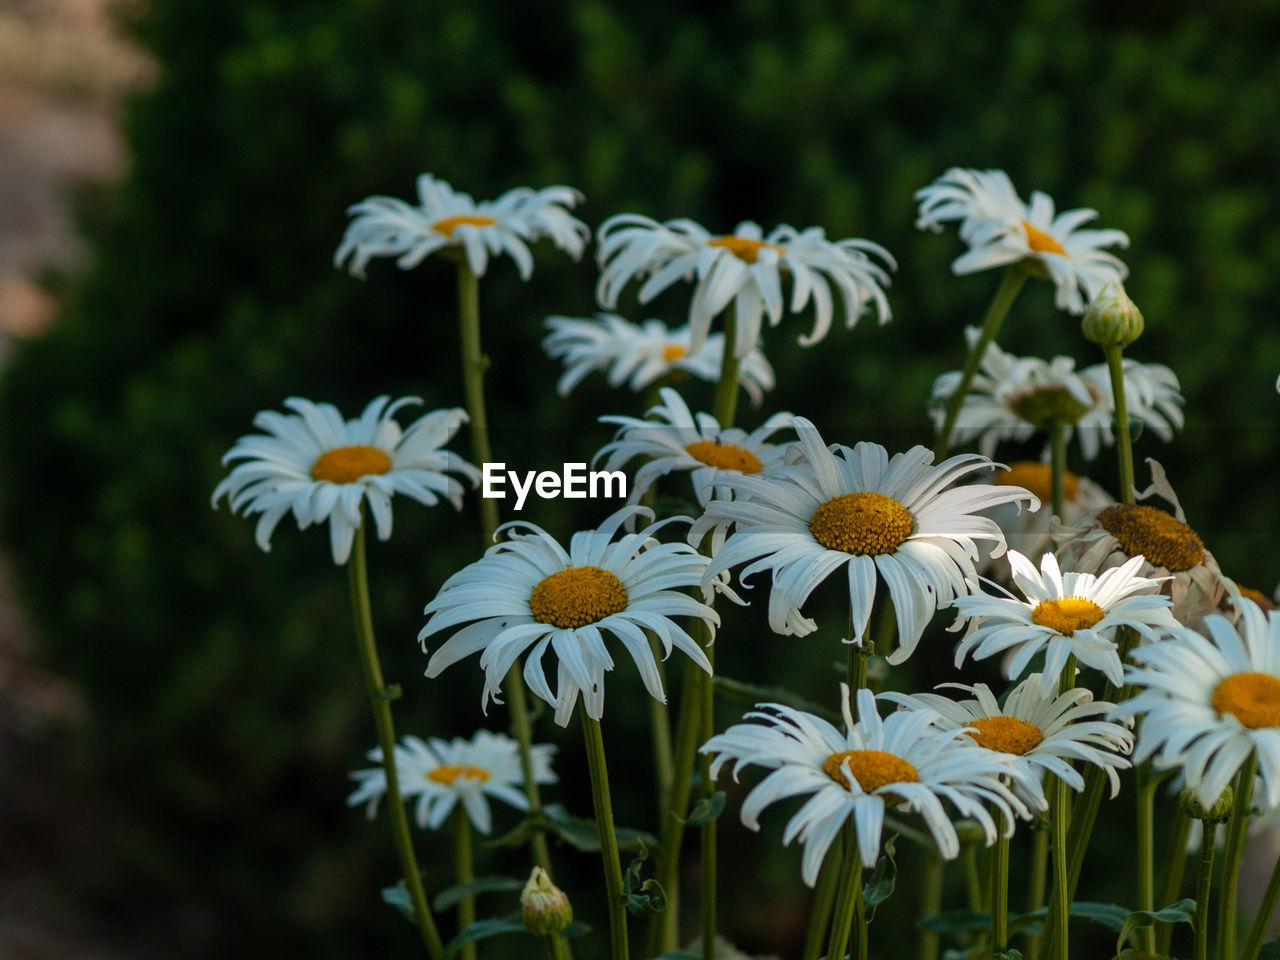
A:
3;0;1279;956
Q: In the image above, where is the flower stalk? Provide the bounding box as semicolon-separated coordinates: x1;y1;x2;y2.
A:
1217;751;1259;960
1195;818;1218;960
827;831;868;960
1135;766;1158;953
991;819;1011;957
454;810;477;960
1103;343;1136;502
581;710;630;960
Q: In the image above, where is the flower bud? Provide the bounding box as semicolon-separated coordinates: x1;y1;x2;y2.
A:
1082;281;1144;347
522;867;572;935
1179;785;1234;823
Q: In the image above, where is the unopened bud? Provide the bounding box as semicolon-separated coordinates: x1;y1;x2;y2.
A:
1179;785;1234;823
1083;281;1144;347
522;867;572;935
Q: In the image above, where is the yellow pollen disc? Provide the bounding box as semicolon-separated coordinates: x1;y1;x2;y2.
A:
432;214;498;237
809;492;914;556
1022;220;1067;256
1098;503;1205;572
707;234;786;264
428;764;490;785
684;440;763;473
998;461;1079;504
1212;672;1280;729
967;716;1045;755
661;344;687;362
1238;586;1278;612
310;445;392;484
1030;595;1106;635
529;566;628;629
823;749;919;793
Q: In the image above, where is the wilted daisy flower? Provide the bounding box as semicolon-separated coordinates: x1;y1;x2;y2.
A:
212;396;479;564
542;314;775;404
1116;601;1280;808
594;387;795;507
595;214;894;358
952;550;1178;696
335;174;589;279
347;730;556;834
702;684;1026;884
691;419;1038;664
914;167;1128;314
421;505;720;726
883;675;1133;808
984;462;1113;566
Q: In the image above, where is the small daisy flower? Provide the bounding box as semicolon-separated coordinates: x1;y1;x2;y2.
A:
595;214;894;359
212;396;479;565
690;419;1038;664
594;387;795;507
702;684;1026;885
541;313;775;404
1116;601;1280;808
983;461;1114;567
346;730;556;834
421;505;719;726
914;167;1129;314
952;550;1178;696
335;174;589;279
883;675;1134;809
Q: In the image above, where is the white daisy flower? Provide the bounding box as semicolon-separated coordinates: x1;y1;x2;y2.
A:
914;167;1129;314
595;214;894;358
690;418;1038;664
952;550;1179;697
346;729;556;834
1115;601;1280;808
212;396;479;565
883;675;1134;808
541;314;776;405
421;505;719;726
335;173;589;279
983;461;1114;568
701;684;1026;885
594;387;795;507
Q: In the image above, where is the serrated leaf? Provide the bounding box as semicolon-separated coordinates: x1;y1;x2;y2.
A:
862;834;898;922
621;843;667;917
683;791;726;826
381;881;415;922
432;876;523;912
442;914;528;960
712;676;839;723
1115;898;1195;954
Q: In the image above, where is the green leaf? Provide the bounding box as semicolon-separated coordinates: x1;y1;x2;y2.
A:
993;951;1024;960
862;834;898;922
712;676;840;723
918;910;990;935
683;791;726;826
482;813;545;849
442;914;528;959
1259;938;1280;959
543;803;659;853
381;881;415;923
1115;899;1196;953
1007;901;1131;936
651;952;701;960
621;843;667;917
432;876;524;912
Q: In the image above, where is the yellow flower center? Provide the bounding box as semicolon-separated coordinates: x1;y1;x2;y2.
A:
1212;672;1280;729
662;344;688;362
1237;586;1278;612
310;445;392;484
1098;503;1205;572
997;461;1079;505
707;234;786;264
1030;595;1106;635
1022;220;1067;256
809;492;914;556
967;716;1045;755
1008;385;1094;428
428;764;490;785
529;566;628;629
432;214;498;237
823;749;919;793
684;440;763;473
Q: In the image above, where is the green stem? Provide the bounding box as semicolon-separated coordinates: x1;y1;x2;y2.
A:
827;832;867;960
920;852;943;960
1156;808;1192;956
1218;752;1259;960
712;306;740;430
1024;825;1048;956
991;820;1011;957
454;810;476;960
801;851;842;960
1196;820;1218;960
1242;849;1280;960
1045;658;1076;960
964;844;984;912
700;645;717;960
347;524;444;959
1136;766;1157;953
543;934;568;960
933;267;1029;458
581;710;630;960
1048;419;1067;520
1102;343;1136;502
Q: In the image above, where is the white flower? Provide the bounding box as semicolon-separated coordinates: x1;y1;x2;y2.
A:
595;215;894;359
702;684;1026;885
346;730;555;834
335;174;589;279
594;387;794;507
952;550;1178;696
541;313;775;404
421;505;719;726
1116;602;1280;808
212;396;479;564
914;167;1129;314
691;419;1038;664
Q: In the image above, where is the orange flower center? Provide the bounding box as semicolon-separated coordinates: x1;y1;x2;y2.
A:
967;716;1045;755
1022;220;1067;256
997;461;1079;504
529;566;628;629
310;445;392;484
684;440;763;473
428;764;490;785
707;234;786;264
1098;503;1205;572
1030;596;1106;635
1212;673;1280;729
662;344;688;362
432;214;498;237
809;492;914;556
1237;586;1278;612
823;749;919;793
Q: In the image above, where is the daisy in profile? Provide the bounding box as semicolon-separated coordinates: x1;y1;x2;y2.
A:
347;729;556;834
595;214;894;358
541;313;775;404
953;550;1178;696
914;167;1129;314
335;173;589;279
421;505;721;726
983;461;1113;567
212;396;478;564
690;418;1038;664
1116;601;1280;808
594;387;795;507
702;684;1026;884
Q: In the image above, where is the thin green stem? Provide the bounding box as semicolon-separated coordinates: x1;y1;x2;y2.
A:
991;819;1011;957
712;306;740;430
454;810;476;960
1135;766;1157;953
1156;808;1192;956
699;645;717;960
964;844;984;912
1048;419;1067;520
1024;825;1048;956
543;934;569;960
933;267;1029;458
920;852;943;960
581;710;629;960
1102;343;1136;502
1045;658;1077;960
1243;849;1280;960
347;524;444;959
1218;752;1259;960
1196;820;1218;960
801;851;841;960
827;833;867;960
